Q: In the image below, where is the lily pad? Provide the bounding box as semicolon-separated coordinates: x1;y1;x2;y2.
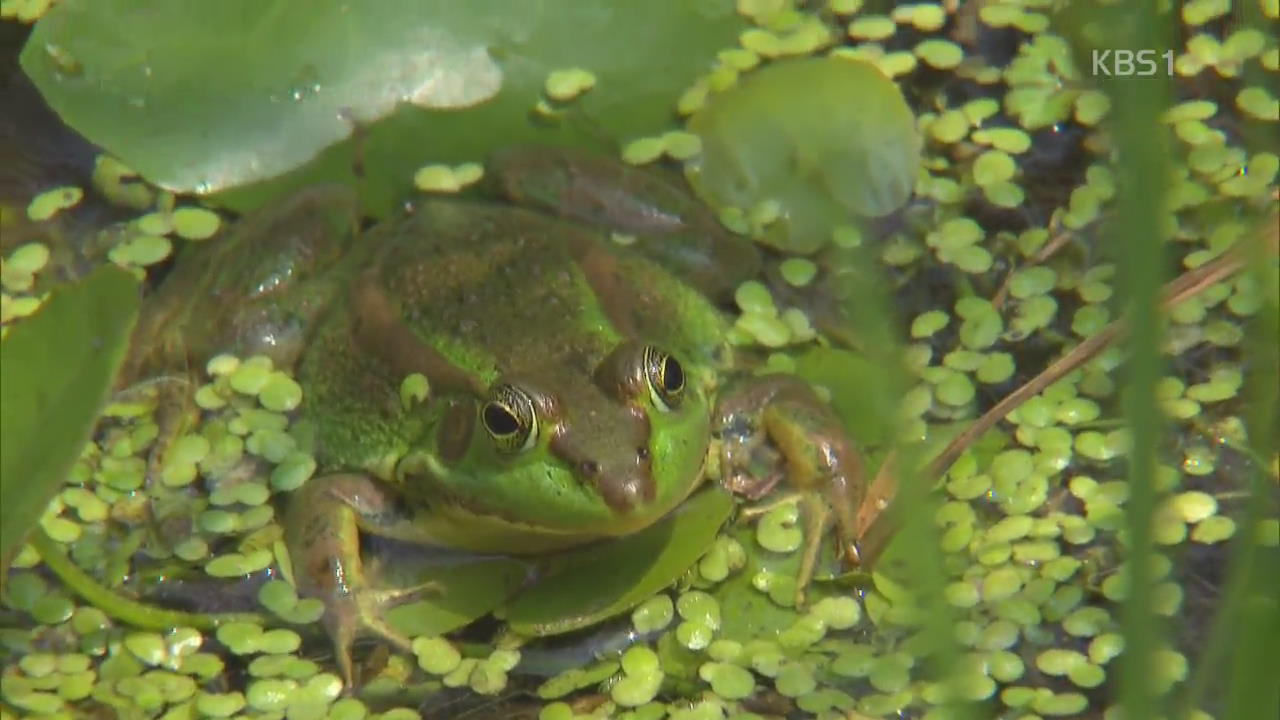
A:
686;57;919;253
22;0;747;216
0;266;140;569
505;487;733;636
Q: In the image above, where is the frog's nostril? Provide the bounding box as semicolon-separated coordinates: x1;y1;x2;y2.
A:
636;446;650;461
580;460;602;477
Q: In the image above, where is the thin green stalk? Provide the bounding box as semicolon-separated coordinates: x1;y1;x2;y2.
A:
1092;3;1175;718
31;527;260;631
1181;219;1280;720
835;243;975;718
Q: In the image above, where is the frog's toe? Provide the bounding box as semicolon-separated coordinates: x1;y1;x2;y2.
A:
324;581;442;686
356;581;442;648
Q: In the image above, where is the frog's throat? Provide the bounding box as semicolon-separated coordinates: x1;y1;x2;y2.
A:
394;450;680;544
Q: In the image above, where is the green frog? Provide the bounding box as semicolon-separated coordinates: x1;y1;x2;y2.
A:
127;148;868;683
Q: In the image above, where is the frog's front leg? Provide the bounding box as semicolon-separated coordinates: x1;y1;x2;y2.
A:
714;375;868;604
284;473;441;686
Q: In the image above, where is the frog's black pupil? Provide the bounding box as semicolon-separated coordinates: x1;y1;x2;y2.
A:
663;356;684;393
484;403;520;436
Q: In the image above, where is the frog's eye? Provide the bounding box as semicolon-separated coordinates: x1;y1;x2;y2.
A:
482;384;538;453
643;346;685;412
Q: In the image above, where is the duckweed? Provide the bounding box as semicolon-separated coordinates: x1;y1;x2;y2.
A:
914;39;963;69
327;698;367;719
1084;633;1124;668
945;580;980;608
195;690;247;717
632;594;675;633
246;678;294;711
661;130;703;160
1237;86;1279;120
778;257;817;287
536;665;618;704
413;163;482;193
1191;515;1236;543
109;234;173;267
544;67;597;101
973;127;1031;154
987;515;1034;544
676;619;714;650
928;110;969;144
612;647;663;707
413;636;461;675
3;242;50;286
972;150;1016;186
1035;690;1089;716
867;654;910;694
26;185;83;221
698;534;745;582
622;137;666;165
811;595;860;629
30;592;74;625
258;372;303;411
755;501;802;552
171;206;221;239
380;709;424;720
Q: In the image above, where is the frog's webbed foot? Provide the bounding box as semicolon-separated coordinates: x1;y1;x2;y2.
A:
715;374;868;606
284;473;442;687
320;574;441;687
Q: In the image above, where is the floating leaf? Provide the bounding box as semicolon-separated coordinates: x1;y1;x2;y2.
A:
23;0;746;216
687;57;919;253
1;266;140;568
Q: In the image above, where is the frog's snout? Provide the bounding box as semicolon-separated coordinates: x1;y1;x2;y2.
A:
587;447;655;514
552;428;654;514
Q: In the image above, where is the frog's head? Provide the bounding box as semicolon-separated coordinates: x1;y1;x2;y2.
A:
405;342;712;551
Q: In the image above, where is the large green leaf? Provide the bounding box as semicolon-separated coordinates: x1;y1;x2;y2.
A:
0;266;140;570
504;487;733;636
22;0;746;216
687;57;920;253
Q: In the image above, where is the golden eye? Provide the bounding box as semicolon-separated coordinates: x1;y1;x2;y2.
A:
481;384;538;452
643;346;685;412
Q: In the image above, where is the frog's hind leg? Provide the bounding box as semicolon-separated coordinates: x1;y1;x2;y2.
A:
284;473;440;687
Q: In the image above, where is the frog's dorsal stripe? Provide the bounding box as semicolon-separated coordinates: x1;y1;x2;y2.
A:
348;268;485;396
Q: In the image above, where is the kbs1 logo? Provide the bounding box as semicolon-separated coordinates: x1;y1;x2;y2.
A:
1091;49;1175;77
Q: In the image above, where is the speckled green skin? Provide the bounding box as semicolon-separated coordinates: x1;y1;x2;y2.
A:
293;197;730;551
128;155;744;553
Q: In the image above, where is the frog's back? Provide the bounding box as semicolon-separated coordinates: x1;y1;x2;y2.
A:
296;198;728;474
374;201;624;386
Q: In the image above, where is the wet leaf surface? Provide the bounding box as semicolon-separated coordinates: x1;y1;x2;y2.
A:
22;0;746;216
0;265;139;569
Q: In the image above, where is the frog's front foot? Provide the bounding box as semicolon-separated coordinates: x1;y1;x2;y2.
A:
714;375;868;604
284;473;441;687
